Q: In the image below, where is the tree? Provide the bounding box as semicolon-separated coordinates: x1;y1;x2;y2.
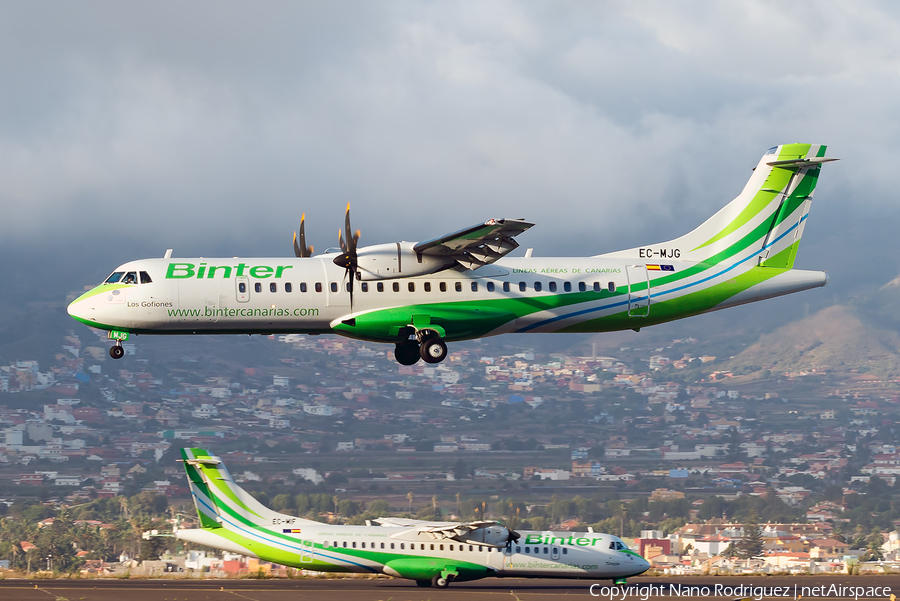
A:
737;511;764;559
861;529;885;562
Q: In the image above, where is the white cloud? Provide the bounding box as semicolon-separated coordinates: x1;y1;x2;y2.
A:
0;0;897;278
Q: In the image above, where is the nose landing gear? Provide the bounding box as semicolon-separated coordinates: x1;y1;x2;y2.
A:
109;343;125;360
392;328;449;365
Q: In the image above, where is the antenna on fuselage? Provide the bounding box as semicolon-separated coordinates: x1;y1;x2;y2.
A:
164;249;173;259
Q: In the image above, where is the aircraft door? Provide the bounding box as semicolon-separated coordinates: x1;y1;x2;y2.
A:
300;540;314;563
236;277;250;303
626;265;650;317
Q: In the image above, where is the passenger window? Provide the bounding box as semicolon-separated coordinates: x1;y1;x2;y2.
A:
343;541;347;548
391;543;395;549
440;282;447;292
544;547;549;554
285;283;292;293
331;282;338;293
563;548;568;554
469;545;473;551
608;281;615;292
450;545;454;551
270;283;277;293
439;544;444;551
593;282;600;292
346;282;352;292
487;282;495;292
549;282;557;292
122;272;138;284
255;282;262;293
393;282;400;292
381;542;384;549
519;282;526;292
471;282;478;292
455;282;462;292
516;546;521;553
352;542;356;548
361;542;365;548
430;544;435;551
578;282;586;292
408;282;415;292
239;283;246;293
140;271;152;284
400;543;405;550
503;282;510;292
534;282;542;292
564;282;572;292
105;272;124;284
424;282;431;292
525;547;531;554
300;282;307;292
377;282;384;292
316;283;322;293
361;282;368;292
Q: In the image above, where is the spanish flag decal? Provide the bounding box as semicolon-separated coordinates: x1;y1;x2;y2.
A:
283;528;302;533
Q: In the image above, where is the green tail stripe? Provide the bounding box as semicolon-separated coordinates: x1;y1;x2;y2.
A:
692;143;814;252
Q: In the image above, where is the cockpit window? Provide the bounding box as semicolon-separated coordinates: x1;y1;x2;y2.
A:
105;272;124;284
122;272;138;285
140;271;152;284
765;146;778;155
609;541;625;550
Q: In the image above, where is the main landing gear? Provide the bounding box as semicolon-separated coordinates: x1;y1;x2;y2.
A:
109;342;125;360
393;329;448;366
413;574;453;588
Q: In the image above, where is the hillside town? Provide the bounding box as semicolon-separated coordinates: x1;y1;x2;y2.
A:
2;324;900;575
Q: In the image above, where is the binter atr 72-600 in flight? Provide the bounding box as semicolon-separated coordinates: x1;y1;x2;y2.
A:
68;144;836;363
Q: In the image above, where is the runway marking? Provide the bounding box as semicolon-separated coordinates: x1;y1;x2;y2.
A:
224;589;263;601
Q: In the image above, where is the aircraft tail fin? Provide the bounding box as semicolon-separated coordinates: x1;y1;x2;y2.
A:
180;447;318;530
598;144;836;268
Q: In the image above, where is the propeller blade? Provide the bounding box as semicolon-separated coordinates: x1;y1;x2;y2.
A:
332;205;360;315
293;214;313;257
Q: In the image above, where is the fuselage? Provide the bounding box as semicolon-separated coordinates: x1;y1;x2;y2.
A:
67;253;827;343
175;522;650;581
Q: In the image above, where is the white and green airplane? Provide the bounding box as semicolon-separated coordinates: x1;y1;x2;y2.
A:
175;447;650;587
68;144;835;363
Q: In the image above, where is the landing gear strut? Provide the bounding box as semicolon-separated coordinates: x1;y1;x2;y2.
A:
432;574;451;588
109;342;125;360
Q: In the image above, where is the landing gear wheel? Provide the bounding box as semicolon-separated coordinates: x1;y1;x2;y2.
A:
432;575;450;588
415;580;432;587
420;336;447;364
109;345;125;360
394;341;420;366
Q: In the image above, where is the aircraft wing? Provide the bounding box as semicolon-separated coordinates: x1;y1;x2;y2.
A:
373;518;459;528
417;520;496;535
413;219;534;270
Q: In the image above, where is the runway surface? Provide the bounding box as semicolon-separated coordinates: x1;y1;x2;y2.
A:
0;575;897;601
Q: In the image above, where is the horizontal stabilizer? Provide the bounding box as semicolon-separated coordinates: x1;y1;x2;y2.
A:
766;157;839;168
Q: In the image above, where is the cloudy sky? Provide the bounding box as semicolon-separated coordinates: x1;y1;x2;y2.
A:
2;1;899;296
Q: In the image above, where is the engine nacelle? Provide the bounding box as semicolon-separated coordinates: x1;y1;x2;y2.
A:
460;525;514;547
355;242;456;281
